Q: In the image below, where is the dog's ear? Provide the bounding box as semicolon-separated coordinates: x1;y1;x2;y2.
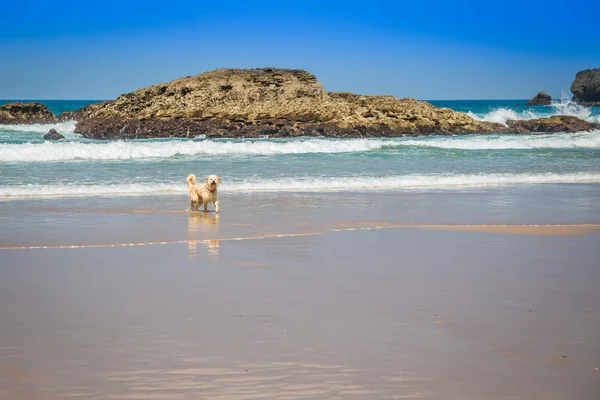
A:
217;176;222;182
204;176;210;182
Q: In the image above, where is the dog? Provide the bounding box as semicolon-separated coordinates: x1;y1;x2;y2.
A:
186;174;221;212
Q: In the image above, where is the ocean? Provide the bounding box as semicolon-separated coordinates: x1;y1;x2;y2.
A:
1;98;599;199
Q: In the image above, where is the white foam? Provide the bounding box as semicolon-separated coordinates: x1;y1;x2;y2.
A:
468;96;600;126
225;173;600;192
2;131;600;162
467;108;540;125
401;130;600;150
0;183;183;198
0;138;390;162
550;94;600;123
1;173;599;198
0;120;77;135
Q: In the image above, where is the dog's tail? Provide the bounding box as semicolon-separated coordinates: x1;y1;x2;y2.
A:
186;174;196;188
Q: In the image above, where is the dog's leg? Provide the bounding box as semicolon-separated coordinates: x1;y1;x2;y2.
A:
203;201;208;212
190;200;195;211
214;200;219;213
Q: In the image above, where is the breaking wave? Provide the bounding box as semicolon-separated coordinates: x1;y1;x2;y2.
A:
2;173;599;198
0;139;389;162
2;131;600;162
467;108;539;125
550;97;598;122
468;97;600;126
400;131;600;150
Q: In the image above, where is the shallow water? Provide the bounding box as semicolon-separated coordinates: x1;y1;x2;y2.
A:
1;184;600;247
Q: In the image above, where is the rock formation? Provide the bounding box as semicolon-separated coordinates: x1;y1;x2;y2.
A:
570;68;600;106
0;102;57;124
43;128;65;140
526;92;552;106
57;111;76;122
506;116;599;133
74;68;508;139
3;69;595;137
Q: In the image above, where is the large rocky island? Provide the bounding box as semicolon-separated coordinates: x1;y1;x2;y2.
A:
74;68;509;139
2;68;599;138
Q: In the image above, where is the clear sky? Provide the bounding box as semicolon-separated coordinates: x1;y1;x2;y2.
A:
1;0;599;100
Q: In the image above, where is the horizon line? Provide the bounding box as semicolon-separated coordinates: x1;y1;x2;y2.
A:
1;98;533;102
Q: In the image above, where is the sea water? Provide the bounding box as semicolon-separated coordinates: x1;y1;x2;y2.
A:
1;99;599;199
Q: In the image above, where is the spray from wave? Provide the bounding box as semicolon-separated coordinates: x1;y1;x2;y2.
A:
550;93;599;123
467;108;539;125
1;172;599;198
468;94;599;126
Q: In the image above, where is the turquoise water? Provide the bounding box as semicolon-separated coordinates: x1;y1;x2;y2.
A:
0;99;599;198
0;100;100;116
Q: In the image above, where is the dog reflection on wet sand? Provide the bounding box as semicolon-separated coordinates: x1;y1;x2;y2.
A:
187;212;220;258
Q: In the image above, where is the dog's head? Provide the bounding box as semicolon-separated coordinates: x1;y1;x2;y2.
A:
205;175;221;190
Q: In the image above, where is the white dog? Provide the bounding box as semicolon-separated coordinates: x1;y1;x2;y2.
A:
186;174;221;212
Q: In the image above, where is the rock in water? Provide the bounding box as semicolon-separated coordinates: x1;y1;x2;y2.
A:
74;68;508;139
44;128;65;140
507;116;599;133
526;91;552;105
570;68;600;106
0;102;58;124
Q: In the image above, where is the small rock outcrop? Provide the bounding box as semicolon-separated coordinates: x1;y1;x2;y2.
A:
74;68;506;139
570;68;600;106
506;116;599;133
0;102;58;124
526;92;552;106
43;128;65;140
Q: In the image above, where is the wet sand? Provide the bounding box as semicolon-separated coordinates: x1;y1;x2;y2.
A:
1;185;600;399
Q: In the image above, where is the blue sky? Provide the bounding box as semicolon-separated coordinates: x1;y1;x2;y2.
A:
1;0;598;100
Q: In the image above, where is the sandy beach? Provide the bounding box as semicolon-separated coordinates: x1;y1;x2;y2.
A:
3;1;600;398
1;185;600;399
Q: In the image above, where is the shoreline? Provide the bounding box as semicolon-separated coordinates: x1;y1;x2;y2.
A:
2;184;600;246
2;223;599;251
2;178;600;201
